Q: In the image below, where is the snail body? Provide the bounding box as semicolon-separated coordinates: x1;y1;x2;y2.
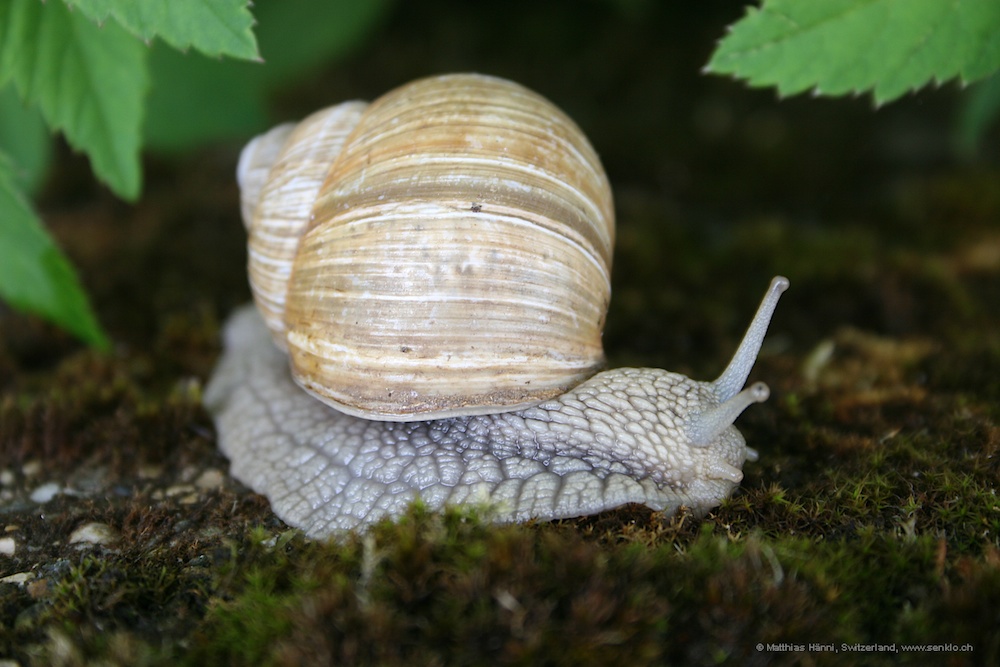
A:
205;74;788;536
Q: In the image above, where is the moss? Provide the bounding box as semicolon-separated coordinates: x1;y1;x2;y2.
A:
5;552;200;663
186;509;672;665
172;509;997;666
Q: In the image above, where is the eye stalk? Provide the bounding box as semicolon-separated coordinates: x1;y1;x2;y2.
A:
687;381;770;447
685;276;789;449
713;276;789;401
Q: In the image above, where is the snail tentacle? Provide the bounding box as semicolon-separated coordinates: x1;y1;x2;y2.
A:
712;275;789;401
686;381;770;448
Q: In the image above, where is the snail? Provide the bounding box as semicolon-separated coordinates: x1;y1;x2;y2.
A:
204;73;789;537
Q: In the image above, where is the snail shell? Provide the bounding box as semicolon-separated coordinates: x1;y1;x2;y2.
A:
237;74;614;421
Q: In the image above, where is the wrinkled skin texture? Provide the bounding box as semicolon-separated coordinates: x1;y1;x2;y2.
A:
205;306;756;536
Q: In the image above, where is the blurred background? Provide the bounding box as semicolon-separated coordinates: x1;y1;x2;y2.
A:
8;0;998;384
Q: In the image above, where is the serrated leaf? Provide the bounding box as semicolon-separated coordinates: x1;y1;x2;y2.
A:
706;0;1000;105
0;0;147;199
0;155;108;349
65;0;259;60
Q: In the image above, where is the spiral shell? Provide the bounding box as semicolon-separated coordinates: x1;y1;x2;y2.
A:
237;73;615;421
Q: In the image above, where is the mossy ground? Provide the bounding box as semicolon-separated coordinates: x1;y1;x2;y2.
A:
2;1;999;665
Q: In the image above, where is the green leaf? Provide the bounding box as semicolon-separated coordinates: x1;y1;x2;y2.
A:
65;0;260;60
0;154;108;349
0;85;52;194
706;0;1000;105
0;0;147;199
144;0;391;151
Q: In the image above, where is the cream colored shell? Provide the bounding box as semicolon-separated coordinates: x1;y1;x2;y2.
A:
237;73;615;421
237;102;368;350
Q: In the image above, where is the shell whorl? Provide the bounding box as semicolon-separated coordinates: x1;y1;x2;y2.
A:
239;74;615;421
238;102;368;350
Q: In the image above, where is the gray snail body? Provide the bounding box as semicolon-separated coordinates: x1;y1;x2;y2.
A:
204;74;789;536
